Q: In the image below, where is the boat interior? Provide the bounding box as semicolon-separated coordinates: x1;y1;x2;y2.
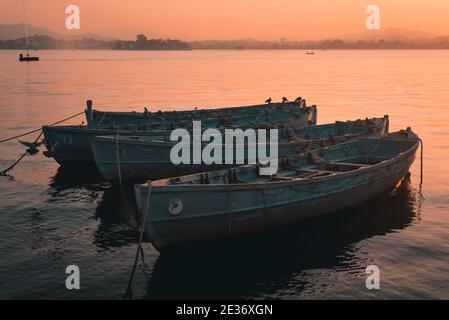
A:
105;116;386;145
153;134;418;187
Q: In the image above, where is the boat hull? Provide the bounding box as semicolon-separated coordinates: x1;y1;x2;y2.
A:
93;139;307;181
135;135;418;250
19;57;39;61
43;105;317;166
90;101;315;127
42;125;172;165
93;117;388;181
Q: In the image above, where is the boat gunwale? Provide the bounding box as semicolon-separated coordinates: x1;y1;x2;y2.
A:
91;117;388;148
140;165;413;224
42;125;172;135
91;102;312;116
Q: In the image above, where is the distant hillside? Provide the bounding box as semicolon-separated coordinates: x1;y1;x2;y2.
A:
1;23;449;50
340;28;436;43
0;23;61;40
0;23;117;41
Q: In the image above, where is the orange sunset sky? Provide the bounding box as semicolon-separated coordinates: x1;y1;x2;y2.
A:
1;0;449;40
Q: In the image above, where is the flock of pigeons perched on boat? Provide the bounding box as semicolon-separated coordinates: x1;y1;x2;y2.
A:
38;97;420;251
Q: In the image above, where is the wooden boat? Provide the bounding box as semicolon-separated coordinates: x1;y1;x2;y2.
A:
43;105;317;165
134;129;419;251
90;105;315;131
86;99;315;127
92;116;389;181
43;126;171;164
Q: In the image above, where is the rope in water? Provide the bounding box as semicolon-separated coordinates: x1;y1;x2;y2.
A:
123;181;152;300
0;111;85;144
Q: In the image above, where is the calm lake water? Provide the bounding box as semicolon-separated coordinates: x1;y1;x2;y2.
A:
0;50;448;299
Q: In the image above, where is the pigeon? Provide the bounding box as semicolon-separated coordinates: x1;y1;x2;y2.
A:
19;140;44;154
265;97;272;104
294;97;302;103
282;97;289;103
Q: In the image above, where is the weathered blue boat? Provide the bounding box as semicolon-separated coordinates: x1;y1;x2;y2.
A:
42;126;171;165
88;101;316;130
134;129;420;251
87;98;314;127
43;103;317;165
92;116;389;181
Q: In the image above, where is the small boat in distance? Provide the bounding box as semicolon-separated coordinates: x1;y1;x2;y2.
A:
19;0;39;62
306;51;315;55
19;53;39;62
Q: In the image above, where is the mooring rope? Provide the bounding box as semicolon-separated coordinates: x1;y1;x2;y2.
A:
123;181;152;300
0;111;85;144
365;136;384;164
419;138;424;186
97;112;107;127
115;131;128;204
0;130;43;176
0;111;85;176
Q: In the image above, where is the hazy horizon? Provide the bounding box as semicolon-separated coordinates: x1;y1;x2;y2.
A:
1;0;449;41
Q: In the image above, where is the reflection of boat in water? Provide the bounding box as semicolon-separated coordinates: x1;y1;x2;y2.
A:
47;165;106;197
47;166;140;250
93;186;141;250
144;178;420;299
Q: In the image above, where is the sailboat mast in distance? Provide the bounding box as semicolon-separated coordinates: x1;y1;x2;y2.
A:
23;0;29;57
19;0;39;62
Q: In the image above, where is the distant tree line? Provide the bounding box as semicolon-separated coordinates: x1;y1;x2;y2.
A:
112;34;190;50
0;34;191;50
190;39;449;50
2;34;449;50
